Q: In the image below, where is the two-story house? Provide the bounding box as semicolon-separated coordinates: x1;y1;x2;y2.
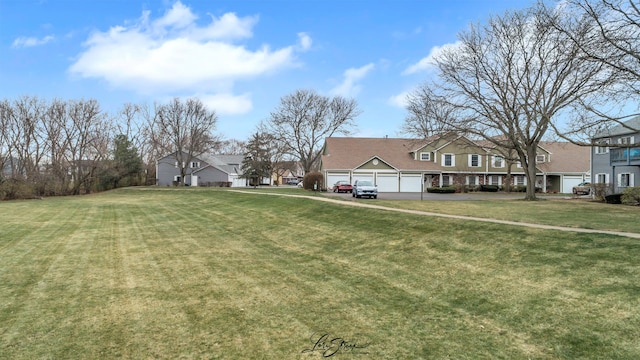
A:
156;152;248;187
591;116;640;192
320;133;590;193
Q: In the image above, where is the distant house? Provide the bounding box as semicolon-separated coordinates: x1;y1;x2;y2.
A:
320;134;590;193
156;152;248;187
591;116;640;192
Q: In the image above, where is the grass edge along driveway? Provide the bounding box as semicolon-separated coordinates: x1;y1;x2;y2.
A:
231;189;640;239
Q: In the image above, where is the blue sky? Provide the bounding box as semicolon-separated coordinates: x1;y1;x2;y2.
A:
1;0;535;141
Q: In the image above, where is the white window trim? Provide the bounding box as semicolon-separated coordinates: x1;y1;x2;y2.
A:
596;173;609;184
595;139;610;154
488;175;502;186
468;154;481;167
442;153;455;167
514;175;527;186
466;175;479;185
191;161;200;168
492;155;505;168
536;154;545;163
442;175;452;186
618;136;635;145
420;152;431;161
617;173;634;187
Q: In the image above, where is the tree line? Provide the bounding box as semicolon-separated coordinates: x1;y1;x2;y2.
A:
0;90;360;199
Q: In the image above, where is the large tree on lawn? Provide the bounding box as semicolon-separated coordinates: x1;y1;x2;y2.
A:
263;89;360;173
408;3;619;200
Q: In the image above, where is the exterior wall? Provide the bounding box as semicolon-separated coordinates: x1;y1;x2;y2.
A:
194;167;234;186
156;154;200;186
592;132;640;192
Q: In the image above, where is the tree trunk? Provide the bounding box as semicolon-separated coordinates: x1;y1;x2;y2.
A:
524;146;538;200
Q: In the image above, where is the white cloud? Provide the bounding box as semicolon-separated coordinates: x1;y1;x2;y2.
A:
329;63;375;97
12;35;54;48
69;1;308;101
388;91;410;108
297;32;312;50
403;41;461;75
197;92;253;115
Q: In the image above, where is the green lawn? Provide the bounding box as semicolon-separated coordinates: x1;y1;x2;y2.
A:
1;187;639;359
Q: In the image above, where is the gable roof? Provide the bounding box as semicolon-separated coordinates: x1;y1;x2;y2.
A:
593;115;640;138
321;137;441;171
321;136;589;174
536;141;590;174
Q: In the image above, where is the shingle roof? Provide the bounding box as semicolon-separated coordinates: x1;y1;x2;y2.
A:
321;137;441;171
593;115;640;138
321;136;589;174
537;141;590;174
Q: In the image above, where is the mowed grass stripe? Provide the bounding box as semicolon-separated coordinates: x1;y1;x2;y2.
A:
1;188;639;359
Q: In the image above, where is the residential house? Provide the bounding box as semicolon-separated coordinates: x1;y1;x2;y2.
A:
320;133;590;193
591;116;640;192
156;152;248;187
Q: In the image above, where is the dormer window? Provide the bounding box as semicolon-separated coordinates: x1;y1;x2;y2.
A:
420;152;431;161
536;154;545;163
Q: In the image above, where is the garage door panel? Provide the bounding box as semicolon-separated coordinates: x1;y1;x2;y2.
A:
400;174;422;192
377;174;398;192
327;173;350;188
562;176;585;194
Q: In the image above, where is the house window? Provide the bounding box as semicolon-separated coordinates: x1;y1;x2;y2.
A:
191;161;200;168
468;154;481;167
488;175;502;186
174;161;179;168
595;139;610;154
516;161;522;168
619;136;634;145
442;154;455;167
466;175;478;185
536;154;545;163
492;156;504;168
515;175;526;186
420;152;431;161
442;175;452;186
596;173;608;184
618;173;633;187
173;175;181;183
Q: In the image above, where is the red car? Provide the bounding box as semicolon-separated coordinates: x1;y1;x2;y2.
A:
333;181;353;193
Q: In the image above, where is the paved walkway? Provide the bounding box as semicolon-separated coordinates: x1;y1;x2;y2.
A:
230;190;640;239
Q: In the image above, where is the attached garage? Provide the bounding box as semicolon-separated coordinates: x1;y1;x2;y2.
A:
326;172;350;188
562;175;586;194
400;174;422;192
352;173;374;184
376;173;399;192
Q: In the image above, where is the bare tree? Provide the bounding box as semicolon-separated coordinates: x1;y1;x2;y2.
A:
264;89;360;173
151;97;218;185
214;139;247;155
553;0;640;133
64;99;112;195
410;4;617;200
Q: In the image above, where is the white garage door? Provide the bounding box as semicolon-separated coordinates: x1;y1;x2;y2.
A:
352;174;374;184
376;174;398;192
327;173;350;188
562;175;585;194
400;174;422;192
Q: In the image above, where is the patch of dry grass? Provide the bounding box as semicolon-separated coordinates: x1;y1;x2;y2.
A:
0;188;639;359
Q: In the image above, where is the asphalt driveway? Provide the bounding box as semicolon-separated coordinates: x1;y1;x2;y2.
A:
324;191;537;201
